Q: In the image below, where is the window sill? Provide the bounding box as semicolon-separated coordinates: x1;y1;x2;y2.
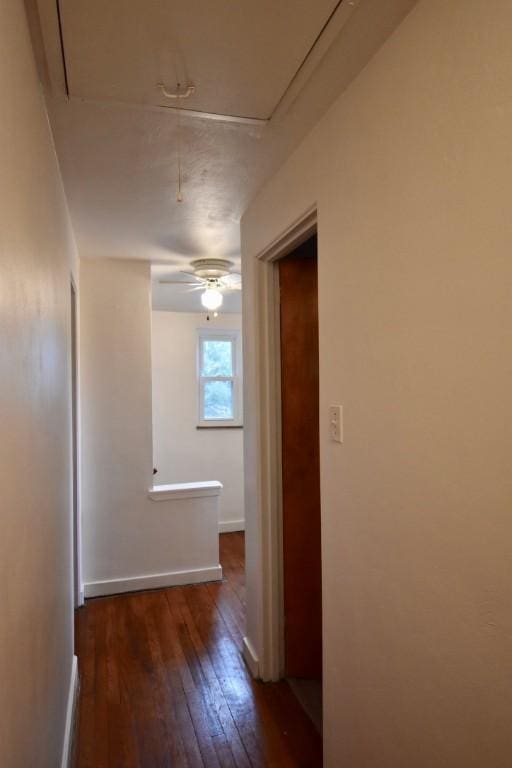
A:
196;424;244;430
148;480;223;502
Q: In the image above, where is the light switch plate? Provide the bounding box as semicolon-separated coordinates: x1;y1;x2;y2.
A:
329;405;343;443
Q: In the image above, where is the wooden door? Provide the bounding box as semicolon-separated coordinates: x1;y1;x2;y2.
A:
279;235;322;679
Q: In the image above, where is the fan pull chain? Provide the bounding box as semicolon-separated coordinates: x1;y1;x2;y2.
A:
176;84;183;203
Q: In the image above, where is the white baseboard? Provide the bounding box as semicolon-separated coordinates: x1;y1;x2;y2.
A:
84;564;223;598
242;636;260;679
219;520;245;533
61;655;79;768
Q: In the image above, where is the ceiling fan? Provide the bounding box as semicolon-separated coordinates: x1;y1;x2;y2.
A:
158;258;242;311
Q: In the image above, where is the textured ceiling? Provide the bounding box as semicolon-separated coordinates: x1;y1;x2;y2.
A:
49;97;266;265
30;0;418;309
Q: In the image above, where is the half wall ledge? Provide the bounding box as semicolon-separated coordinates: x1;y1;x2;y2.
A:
148;480;223;502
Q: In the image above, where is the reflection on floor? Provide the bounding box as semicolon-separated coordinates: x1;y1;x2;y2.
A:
287;678;323;734
74;532;322;767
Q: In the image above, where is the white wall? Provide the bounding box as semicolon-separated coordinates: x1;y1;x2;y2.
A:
242;1;512;766
152;311;244;527
80;260;221;595
0;1;78;766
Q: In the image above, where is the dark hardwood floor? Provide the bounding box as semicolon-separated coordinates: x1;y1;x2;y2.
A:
74;532;322;767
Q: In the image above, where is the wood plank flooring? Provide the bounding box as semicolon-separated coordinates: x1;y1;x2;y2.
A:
74;533;322;767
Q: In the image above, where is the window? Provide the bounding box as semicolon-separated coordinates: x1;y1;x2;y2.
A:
198;330;242;427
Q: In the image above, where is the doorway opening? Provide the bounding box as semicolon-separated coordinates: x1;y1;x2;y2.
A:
278;234;322;732
149;267;245;533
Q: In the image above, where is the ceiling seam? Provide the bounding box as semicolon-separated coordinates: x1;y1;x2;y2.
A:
268;0;346;121
55;0;70;96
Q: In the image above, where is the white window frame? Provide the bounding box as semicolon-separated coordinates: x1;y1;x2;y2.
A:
197;329;243;428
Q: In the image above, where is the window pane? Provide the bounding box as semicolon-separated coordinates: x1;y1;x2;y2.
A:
202;339;233;377
204;380;233;420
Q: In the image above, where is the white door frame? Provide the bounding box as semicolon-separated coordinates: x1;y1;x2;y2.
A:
70;276;84;608
253;205;318;681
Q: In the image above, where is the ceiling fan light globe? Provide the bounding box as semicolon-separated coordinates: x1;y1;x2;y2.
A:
201;287;223;311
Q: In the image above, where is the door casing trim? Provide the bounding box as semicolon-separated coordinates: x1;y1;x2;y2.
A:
254;204;318;681
70;275;84;609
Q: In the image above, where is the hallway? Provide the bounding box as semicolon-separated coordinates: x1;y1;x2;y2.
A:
74;534;322;767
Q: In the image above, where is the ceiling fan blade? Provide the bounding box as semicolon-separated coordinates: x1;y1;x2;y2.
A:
180;271;205;282
220;273;242;289
158;280;204;285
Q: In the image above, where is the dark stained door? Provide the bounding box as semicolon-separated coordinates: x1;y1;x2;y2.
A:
279;235;322;679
